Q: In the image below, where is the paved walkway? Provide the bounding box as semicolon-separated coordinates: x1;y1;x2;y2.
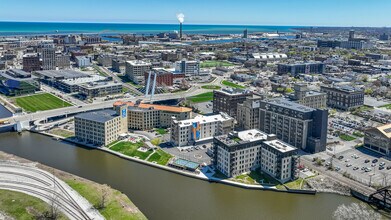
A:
0;161;103;220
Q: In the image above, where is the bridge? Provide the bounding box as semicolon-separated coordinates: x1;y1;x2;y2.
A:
0;86;209;131
368;186;391;211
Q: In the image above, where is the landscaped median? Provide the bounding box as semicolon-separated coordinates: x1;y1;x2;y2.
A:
201;85;221;90
188;92;214;103
221;80;246;89
13;93;72;112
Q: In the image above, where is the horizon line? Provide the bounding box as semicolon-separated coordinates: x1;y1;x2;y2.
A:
0;20;389;29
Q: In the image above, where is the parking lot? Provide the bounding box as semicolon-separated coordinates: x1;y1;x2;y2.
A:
162;142;213;165
331;147;391;187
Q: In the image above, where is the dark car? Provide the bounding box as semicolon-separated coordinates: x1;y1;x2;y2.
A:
372;159;378;163
364;159;370;163
379;166;385;170
387;166;391;170
338;156;344;160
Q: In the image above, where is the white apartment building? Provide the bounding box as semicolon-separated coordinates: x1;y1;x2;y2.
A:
175;59;200;76
170;113;234;147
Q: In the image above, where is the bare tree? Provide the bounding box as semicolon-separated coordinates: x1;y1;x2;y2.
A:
97;184;109;210
333;202;381;220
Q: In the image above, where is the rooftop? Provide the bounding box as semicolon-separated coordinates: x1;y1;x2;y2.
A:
174;113;232;127
60;75;107;85
377;124;391;138
36;70;89;79
75;110;119;123
126;60;151;66
263;98;315;113
263;139;297;153
113;101;192;113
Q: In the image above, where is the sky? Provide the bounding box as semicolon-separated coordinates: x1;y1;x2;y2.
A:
0;0;390;27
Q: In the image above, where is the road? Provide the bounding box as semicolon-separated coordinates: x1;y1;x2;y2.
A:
0;161;103;220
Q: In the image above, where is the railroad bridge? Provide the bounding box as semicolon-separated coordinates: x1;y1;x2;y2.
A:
368;186;391;211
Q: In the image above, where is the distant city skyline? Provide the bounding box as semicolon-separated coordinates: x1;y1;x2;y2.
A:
0;0;390;27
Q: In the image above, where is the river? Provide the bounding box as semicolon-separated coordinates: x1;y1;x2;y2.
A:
0;132;360;220
0;104;12;119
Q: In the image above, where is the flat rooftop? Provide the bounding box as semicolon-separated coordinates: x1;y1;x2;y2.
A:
263;139;297;153
113;101;192;113
322;85;363;93
126;60;151;66
60;75;107;86
263;98;315;113
377;124;391;138
36;70;89;79
75;109;118;123
79;81;121;89
174;113;232;127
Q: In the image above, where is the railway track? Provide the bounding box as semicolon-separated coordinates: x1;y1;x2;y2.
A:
0;162;101;220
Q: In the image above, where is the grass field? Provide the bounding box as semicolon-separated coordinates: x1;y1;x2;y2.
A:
340;134;356;141
48;128;75;138
155;128;167;135
14;93;72;112
200;60;235;68
188;92;214;103
201;85;221;90
65;179;146;220
222;80;245;89
147;149;172;165
110;141;153;160
233;169;279;185
0;189;67;220
380;104;391;110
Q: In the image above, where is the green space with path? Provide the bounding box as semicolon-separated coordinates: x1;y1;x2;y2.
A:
65;179;146;219
221;80;246;89
380;104;391;110
110;141;153;160
147;149;172;165
201;85;221;90
155;128;168;135
0;189;68;220
14;93;72;112
200;60;235;68
188;92;214;103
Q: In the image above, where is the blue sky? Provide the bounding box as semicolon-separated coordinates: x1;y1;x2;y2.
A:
0;0;390;26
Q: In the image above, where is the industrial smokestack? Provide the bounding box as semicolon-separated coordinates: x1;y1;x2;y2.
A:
176;13;185;40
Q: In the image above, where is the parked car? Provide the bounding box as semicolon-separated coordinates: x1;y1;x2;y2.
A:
372;159;378;163
353;167;359;170
365;159;370;163
346;164;352;167
380;162;385;167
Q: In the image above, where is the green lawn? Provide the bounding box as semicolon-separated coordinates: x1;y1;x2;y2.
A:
147;149;172;165
155;128;167;135
14;93;72;112
110;141;153;160
0;189;68;220
353;131;364;138
65;179;146;220
233;169;280;185
339;134;356;141
284;178;306;189
200;60;235;68
188;92;214;103
201;85;221;90
221;80;246;89
49;128;75;138
380;104;391;110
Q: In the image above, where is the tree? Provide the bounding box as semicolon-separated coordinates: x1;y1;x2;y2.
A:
97;184;109;210
333;203;381;220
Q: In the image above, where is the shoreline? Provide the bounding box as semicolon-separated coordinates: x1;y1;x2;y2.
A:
35;130;332;196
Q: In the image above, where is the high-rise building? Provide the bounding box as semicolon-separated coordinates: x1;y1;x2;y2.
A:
379;33;390;41
74;105;128;146
320;85;364;111
259;98;328;153
125;60;152;84
212;129;298;183
243;29;248;38
290;83;327;109
170;113;234;147
277;62;325;75
56;55;70;69
41;44;56;70
213;89;252;118
22;53;41;72
175;59;200;76
237;95;263;130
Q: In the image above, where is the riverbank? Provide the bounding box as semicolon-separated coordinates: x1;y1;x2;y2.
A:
37;130;321;195
0;151;147;220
